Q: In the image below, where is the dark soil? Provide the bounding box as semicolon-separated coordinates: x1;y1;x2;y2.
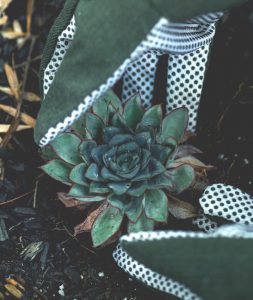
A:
0;1;253;299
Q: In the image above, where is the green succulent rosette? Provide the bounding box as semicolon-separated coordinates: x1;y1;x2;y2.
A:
41;91;210;247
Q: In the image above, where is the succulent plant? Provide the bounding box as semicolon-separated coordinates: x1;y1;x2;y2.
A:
41;91;210;247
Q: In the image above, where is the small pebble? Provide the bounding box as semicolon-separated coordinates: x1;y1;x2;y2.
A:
58;284;64;297
243;158;250;165
98;272;104;278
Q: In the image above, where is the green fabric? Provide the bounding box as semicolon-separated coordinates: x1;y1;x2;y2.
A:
39;0;79;96
35;0;247;145
121;236;253;300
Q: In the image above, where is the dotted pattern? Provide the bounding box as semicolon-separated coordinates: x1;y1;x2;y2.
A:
40;14;220;146
166;45;209;131
43;16;76;97
113;244;200;300
192;214;218;233
122;50;164;108
200;184;253;225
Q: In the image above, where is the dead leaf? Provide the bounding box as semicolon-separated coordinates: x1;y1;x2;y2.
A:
0;14;8;26
169;156;215;171
174;145;203;159
26;0;34;34
23;91;41;102
1;30;26;39
0;86;13;96
0;104;36;127
0;0;12;11
0;87;41;102
0;124;32;133
168;195;198;219
74;202;108;235
58;192;91;209
4;64;20;100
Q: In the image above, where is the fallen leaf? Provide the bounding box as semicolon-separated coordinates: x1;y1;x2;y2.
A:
168;195;198;219
0;14;8;26
0;86;13;96
169;156;215;171
0;104;36;127
0;87;41;102
26;0;34;34
58;192;91;209
4;64;20;100
4;284;23;299
0;0;12;11
23;91;41;102
1;30;26;39
0;124;32;133
74;202;108;235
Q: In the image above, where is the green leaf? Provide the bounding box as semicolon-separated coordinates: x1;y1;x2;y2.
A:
85;112;104;140
128;212;154;233
133;158;165;182
168;165;195;194
40;145;56;161
108;182;131;195
69;163;88;186
150;144;173;164
101;167;122;181
127;181;147;197
107;193;131;211
89;182;110;194
41;159;71;185
109;134;134;146
51;133;82;165
138;105;162;128
125;197;143;223
144;189;168;223
91;144;110;165
158;108;188;145
147;174;174;190
103;127;123;144
104;90;123;113
123;95;144;129
85;163;104;182
68;184;105;202
91;205;123;247
92;99;108;123
79;140;97;164
72;116;86;138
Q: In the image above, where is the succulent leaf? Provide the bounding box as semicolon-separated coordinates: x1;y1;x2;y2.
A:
126;181;147;197
147;174;174;190
128;212;155;233
85;163;104;182
68;184;105;202
79;140;97;164
107;193;132;211
123;94;144;129
85;112;104;140
51;133;82;165
41;159;71;185
91;205;123;247
69;163;88;186
107;182;131;195
89;182;110;194
125;197;143;223
103;127;123;144
168;165;195;194
144;189;168;223
158;107;188;145
138;104;162;128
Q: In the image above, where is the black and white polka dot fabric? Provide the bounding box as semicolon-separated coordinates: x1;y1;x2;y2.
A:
113;243;200;300
192;213;218;233
41;13;222;146
113;225;253;300
43;16;76;98
199;184;253;225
